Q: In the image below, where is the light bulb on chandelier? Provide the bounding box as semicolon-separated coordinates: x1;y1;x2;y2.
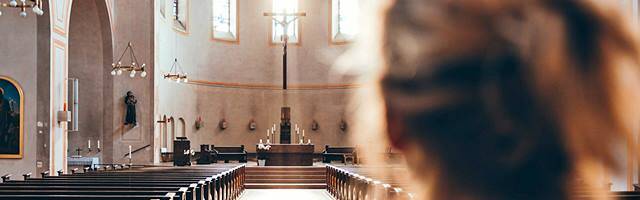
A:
129;70;136;78
1;0;45;17
140;71;147;78
110;70;116;76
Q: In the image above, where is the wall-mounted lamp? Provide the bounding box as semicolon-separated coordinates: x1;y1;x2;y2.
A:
219;119;228;130
248;119;257;131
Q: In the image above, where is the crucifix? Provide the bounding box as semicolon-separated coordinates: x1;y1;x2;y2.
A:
263;11;306;90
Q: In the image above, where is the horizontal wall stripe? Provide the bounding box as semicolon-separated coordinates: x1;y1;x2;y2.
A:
186;79;361;90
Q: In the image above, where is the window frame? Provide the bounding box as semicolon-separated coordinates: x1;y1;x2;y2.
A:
172;0;190;34
330;0;359;44
270;0;301;45
212;0;239;42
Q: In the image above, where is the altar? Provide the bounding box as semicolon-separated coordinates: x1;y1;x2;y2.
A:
257;144;314;166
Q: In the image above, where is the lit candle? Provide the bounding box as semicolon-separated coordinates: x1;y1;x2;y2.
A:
88;140;91;149
128;145;132;159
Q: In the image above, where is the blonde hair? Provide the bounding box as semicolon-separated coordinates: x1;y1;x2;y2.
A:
376;0;640;199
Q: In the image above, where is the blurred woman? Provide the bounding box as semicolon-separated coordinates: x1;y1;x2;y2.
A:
377;0;640;199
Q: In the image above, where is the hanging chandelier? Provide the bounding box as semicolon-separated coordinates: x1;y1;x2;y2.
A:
164;58;188;83
0;0;45;17
111;42;148;78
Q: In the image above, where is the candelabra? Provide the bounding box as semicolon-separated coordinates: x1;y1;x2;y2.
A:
0;0;44;17
111;42;148;78
164;58;188;83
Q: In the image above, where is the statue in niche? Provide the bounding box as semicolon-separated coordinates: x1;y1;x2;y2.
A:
124;91;137;126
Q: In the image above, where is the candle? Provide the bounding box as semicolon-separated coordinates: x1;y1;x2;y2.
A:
97;140;100;149
300;139;303;144
260;139;263;144
267;130;270;137
128;145;132;159
308;139;311;144
302;130;305;137
267;139;270;144
88;140;91;149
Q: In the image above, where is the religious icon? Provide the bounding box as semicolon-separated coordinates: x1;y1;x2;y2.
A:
124;91;137;126
0;77;23;159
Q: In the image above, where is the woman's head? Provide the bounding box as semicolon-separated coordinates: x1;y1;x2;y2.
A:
379;0;640;198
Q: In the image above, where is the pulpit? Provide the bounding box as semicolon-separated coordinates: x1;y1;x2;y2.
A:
256;144;314;166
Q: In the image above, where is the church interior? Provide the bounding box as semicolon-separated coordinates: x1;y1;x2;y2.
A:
3;0;640;199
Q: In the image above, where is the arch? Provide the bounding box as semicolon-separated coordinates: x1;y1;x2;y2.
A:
178;117;186;138
161;115;168;149
167;117;175;151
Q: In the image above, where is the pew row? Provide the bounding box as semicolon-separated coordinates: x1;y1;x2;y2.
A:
0;164;246;200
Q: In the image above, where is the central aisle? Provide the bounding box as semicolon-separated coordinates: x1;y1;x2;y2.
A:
239;189;335;200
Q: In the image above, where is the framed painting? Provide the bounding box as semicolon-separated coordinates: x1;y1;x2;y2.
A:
0;76;23;159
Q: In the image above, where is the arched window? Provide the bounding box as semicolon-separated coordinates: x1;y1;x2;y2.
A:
212;0;238;41
331;0;359;43
172;0;189;32
271;0;299;44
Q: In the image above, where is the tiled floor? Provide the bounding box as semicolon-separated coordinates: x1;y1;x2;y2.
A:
239;189;335;200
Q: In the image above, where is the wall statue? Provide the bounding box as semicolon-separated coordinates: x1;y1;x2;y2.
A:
124;91;137;126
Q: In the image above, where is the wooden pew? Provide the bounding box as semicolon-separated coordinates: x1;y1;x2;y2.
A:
0;164;246;200
322;145;358;164
212;145;248;163
326;165;413;200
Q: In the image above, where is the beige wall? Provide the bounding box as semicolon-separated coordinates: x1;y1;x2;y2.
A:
154;0;360;156
0;10;38;179
107;0;156;164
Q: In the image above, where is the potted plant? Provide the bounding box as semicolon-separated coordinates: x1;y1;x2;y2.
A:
257;143;271;166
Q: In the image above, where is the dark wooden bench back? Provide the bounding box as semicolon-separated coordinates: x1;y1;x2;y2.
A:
214;145;245;153
325;145;356;154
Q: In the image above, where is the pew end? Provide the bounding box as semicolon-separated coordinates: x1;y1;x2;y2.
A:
1;174;11;183
40;171;49;178
22;173;31;180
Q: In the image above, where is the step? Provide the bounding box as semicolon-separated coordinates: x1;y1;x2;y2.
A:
246;175;326;180
246;171;326;175
245;183;327;189
246;179;326;184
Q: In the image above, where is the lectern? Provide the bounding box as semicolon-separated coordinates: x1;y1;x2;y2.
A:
173;137;191;166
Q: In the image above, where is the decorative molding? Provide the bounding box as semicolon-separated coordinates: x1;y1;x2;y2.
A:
50;0;71;36
187;79;361;90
